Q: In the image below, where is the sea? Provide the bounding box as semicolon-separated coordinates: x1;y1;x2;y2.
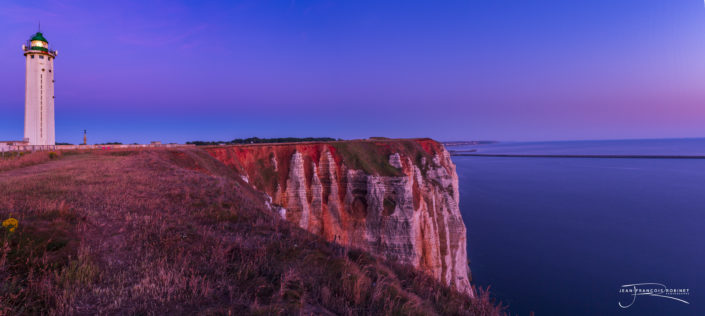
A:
451;138;705;315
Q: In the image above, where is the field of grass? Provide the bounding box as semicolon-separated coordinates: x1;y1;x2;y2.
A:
0;151;61;172
0;148;504;315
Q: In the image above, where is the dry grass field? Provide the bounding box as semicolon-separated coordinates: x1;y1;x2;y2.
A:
0;148;503;315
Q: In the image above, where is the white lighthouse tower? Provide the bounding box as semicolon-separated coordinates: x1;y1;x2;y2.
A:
22;31;57;146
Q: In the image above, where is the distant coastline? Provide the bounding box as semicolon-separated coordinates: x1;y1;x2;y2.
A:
442;141;498;147
446;138;705;158
451;153;705;159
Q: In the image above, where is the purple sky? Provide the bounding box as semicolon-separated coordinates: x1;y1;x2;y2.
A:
1;0;704;144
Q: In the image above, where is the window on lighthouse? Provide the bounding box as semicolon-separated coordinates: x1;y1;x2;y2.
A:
31;40;45;48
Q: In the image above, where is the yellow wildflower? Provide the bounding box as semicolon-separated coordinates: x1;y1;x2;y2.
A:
2;218;18;233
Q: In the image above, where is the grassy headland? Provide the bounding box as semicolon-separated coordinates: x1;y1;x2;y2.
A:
0;148;503;315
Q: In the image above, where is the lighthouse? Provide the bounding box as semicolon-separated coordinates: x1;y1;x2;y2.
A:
22;31;57;146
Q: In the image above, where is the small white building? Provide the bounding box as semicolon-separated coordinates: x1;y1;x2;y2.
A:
0;140;29;153
22;31;57;146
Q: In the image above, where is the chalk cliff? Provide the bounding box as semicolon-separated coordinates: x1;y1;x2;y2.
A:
205;139;472;296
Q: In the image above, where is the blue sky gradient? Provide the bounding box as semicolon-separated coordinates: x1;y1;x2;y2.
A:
1;0;704;144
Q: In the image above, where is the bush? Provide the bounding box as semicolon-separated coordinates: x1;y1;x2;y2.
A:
48;152;59;159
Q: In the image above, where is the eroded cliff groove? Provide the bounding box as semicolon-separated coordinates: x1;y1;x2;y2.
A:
204;139;473;296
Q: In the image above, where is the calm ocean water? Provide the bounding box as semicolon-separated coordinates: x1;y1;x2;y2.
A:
452;139;705;315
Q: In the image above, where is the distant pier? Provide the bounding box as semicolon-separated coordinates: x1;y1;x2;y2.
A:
451;153;705;159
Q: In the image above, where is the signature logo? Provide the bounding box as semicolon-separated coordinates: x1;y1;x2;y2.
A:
618;283;690;308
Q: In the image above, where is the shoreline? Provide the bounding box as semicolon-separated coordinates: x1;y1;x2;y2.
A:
452;153;705;159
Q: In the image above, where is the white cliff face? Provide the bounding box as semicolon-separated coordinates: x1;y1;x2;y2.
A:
309;161;324;234
206;140;473;297
413;150;470;294
280;148;471;296
389;153;403;169
284;151;311;230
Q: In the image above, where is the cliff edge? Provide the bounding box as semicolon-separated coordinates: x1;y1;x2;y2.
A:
205;138;472;296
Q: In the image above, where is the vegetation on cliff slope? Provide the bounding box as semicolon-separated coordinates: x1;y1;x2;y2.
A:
330;139;437;177
0;151;62;173
0;148;504;315
187;137;340;146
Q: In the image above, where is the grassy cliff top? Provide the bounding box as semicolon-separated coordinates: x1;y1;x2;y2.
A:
206;138;445;177
0;149;502;315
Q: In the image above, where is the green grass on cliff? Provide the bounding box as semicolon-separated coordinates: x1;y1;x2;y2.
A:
332;141;404;176
331;139;438;177
0;148;504;315
187;137;339;146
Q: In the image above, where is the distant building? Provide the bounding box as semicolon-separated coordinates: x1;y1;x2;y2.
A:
22;31;57;145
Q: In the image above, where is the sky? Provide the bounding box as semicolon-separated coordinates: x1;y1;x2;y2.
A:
1;0;705;144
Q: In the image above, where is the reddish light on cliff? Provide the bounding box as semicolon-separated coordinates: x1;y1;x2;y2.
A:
203;138;473;297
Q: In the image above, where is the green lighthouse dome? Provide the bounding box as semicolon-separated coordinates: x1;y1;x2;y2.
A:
29;32;49;52
30;32;48;43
